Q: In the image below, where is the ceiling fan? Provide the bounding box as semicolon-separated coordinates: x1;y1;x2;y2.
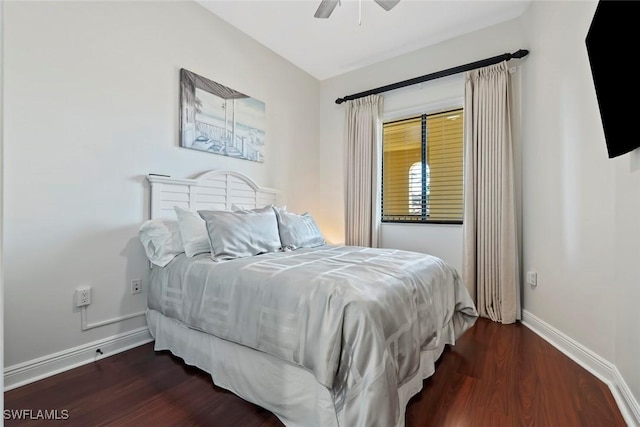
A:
314;0;401;19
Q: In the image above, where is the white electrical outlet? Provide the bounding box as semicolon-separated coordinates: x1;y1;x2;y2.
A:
131;279;142;295
75;286;91;307
526;271;538;287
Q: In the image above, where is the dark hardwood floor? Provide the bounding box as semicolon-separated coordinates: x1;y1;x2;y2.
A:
5;319;626;426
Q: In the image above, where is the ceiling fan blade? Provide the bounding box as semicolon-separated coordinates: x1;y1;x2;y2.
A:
374;0;400;12
314;0;340;18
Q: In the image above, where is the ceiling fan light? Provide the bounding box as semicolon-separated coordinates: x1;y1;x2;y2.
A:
314;0;340;18
373;0;400;12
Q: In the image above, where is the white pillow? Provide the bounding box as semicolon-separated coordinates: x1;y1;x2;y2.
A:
198;208;282;261
231;203;286;212
274;209;325;250
139;219;184;267
174;206;211;257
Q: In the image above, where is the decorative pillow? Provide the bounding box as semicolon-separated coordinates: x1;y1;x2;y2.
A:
198;208;282;261
274;209;326;250
174;206;211;257
139;219;184;267
231;204;286;213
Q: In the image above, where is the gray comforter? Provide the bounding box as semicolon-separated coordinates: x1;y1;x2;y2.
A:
149;245;478;426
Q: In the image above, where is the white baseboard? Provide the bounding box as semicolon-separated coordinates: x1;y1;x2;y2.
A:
522;310;639;427
612;365;640;427
4;327;153;391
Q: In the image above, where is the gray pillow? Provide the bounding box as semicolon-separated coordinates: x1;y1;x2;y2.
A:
231;203;286;213
274;209;325;250
198;208;282;261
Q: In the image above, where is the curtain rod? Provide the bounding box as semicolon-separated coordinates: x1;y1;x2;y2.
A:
335;49;529;105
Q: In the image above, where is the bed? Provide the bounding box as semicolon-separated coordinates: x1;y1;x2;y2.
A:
143;170;478;427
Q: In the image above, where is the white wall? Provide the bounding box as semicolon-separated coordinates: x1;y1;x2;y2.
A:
521;0;615;363
521;0;639;405
3;1;319;368
380;223;463;273
613;149;640;407
317;18;523;271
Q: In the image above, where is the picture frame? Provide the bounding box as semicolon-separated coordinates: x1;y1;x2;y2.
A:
179;68;265;163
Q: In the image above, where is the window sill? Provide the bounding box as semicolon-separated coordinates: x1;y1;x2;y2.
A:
381;220;462;226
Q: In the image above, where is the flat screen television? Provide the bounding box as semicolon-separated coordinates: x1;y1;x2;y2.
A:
586;0;640;158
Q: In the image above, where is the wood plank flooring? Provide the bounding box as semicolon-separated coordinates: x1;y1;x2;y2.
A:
5;319;626;426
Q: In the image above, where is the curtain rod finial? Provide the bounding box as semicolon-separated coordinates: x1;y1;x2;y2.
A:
335;97;346;105
512;49;529;59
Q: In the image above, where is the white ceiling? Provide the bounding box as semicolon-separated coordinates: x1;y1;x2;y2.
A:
197;0;531;80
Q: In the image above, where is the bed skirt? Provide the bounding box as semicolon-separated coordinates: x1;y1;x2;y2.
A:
146;308;454;427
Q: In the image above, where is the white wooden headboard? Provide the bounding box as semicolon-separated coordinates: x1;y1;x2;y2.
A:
147;170;278;219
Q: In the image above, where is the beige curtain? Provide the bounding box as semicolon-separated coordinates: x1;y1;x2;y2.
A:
344;95;383;247
462;61;518;324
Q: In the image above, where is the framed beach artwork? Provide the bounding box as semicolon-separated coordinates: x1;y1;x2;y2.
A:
179;68;265;163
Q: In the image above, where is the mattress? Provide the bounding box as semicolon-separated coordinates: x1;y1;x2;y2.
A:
148;245;478;427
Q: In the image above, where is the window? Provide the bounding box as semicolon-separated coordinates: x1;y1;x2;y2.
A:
382;108;464;223
408;162;429;215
